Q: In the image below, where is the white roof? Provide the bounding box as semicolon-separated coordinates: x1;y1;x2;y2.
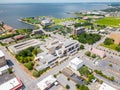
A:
99;83;117;90
76;27;85;31
0;77;20;90
37;75;57;90
70;57;83;66
0;65;9;74
0;50;4;57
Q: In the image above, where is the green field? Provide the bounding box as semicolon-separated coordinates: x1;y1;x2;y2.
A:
95;17;120;27
101;43;118;50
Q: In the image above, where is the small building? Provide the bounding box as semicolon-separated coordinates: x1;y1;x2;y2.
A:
1;38;15;44
73;27;85;36
62;68;85;85
99;83;117;90
109;32;120;45
41;18;54;26
69;57;84;70
61;21;76;27
13;34;26;41
0;77;23;90
0;65;9;75
32;29;43;35
90;48;105;58
0;50;6;68
3;24;14;32
37;75;57;90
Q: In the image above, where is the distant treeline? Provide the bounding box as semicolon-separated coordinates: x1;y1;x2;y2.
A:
102;7;120;12
109;3;120;7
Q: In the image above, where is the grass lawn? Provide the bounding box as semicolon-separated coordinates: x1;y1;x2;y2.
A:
101;43;118;50
53;18;75;24
95;17;120;27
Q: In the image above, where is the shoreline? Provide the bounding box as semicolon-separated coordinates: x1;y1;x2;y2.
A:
18;19;35;26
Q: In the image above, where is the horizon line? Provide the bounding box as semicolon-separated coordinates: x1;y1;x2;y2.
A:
0;2;120;4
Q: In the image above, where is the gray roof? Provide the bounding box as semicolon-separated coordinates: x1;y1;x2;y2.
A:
63;40;78;48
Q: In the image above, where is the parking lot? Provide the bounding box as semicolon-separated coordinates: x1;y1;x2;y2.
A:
49;84;65;90
57;74;76;90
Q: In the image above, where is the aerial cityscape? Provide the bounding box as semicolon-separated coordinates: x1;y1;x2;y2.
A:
0;0;120;90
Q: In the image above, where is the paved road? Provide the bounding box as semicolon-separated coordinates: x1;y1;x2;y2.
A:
0;46;35;89
1;32;120;90
0;45;82;90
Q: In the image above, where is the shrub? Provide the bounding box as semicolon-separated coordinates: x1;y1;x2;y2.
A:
85;51;91;57
76;84;80;89
32;70;40;77
66;84;70;89
67;78;70;81
91;54;96;58
79;85;89;90
25;61;34;70
80;45;84;50
7;68;13;74
78;66;91;77
116;45;120;52
104;38;114;45
109;64;113;67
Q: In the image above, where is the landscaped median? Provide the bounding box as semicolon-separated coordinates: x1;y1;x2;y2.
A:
94;70;114;81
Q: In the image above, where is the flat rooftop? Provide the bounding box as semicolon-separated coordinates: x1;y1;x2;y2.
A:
0;73;14;85
0;77;22;90
99;83;117;90
37;75;57;90
8;39;41;54
70;57;83;66
0;50;4;57
63;39;79;48
37;52;58;63
0;65;9;75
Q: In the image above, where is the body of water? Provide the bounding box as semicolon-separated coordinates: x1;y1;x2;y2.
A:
0;3;108;29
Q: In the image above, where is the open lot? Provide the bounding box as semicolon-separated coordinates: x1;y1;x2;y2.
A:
95;17;120;27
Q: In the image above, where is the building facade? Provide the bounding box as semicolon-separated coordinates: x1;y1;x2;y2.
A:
69;57;84;70
73;27;85;36
0;51;6;68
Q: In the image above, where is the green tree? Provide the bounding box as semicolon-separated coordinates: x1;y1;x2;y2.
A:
66;84;70;89
7;68;13;74
76;84;80;89
80;45;84;50
91;54;96;58
67;78;70;81
79;85;89;90
32;70;40;77
85;51;91;57
116;45;120;52
109;64;113;67
25;61;34;70
104;38;114;45
110;76;114;81
87;74;95;83
78;66;91;77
